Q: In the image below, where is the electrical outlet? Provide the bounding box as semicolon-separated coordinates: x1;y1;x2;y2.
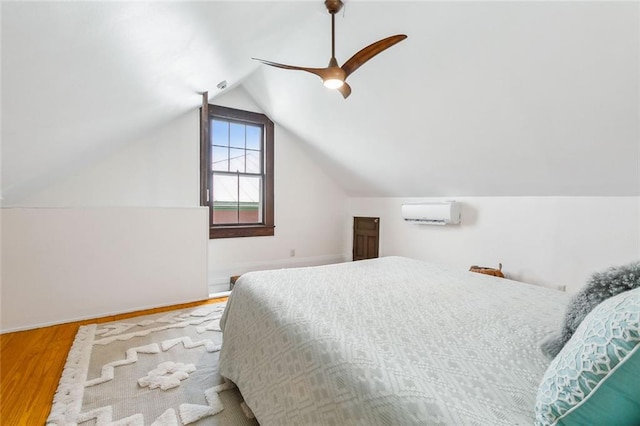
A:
558;284;567;292
290;249;296;257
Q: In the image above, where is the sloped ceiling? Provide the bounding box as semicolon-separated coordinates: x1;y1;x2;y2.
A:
2;1;638;204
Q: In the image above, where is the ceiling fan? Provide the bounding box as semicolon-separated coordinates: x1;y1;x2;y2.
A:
253;0;407;99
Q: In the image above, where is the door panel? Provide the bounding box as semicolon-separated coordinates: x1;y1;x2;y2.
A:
353;217;380;261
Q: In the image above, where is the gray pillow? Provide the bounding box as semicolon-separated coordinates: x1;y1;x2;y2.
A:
540;260;640;359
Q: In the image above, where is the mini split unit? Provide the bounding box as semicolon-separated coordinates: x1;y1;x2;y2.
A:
401;201;461;225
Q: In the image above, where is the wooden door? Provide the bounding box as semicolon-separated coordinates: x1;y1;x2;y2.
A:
353;217;380;261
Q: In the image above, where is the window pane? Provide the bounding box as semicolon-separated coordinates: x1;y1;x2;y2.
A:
246;125;262;150
212;174;238;224
239;176;262;223
246;150;261;174
229;123;245;148
229;148;245;173
212;146;229;171
212;120;229;146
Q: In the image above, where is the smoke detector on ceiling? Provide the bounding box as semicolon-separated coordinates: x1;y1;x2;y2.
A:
216;80;228;90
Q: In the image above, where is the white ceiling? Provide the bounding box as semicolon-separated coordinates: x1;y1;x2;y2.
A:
2;1;639;202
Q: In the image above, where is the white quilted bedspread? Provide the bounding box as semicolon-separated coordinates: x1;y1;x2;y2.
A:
219;256;569;425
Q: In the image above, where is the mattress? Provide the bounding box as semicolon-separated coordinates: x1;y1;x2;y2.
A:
219;256;569;425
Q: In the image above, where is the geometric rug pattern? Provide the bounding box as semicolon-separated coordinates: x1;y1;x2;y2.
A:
46;302;259;425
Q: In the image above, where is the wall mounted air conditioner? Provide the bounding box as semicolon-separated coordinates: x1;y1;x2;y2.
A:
401;201;461;225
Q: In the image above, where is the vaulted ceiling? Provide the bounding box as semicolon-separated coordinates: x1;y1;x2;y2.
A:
2;1;638;204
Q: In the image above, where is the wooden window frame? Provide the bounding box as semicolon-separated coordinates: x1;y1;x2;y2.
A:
200;104;274;239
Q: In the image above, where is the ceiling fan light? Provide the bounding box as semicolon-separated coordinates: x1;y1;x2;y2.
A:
323;78;344;89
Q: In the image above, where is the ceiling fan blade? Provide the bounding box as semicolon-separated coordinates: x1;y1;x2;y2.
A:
253;58;331;80
341;34;407;78
337;82;352;99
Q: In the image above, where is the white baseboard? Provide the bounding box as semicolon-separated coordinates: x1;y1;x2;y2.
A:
208;253;350;290
0;295;214;334
208;282;232;294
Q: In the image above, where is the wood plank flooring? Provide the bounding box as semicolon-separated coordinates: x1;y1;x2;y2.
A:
0;297;227;425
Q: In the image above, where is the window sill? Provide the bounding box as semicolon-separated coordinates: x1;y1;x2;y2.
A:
209;225;275;239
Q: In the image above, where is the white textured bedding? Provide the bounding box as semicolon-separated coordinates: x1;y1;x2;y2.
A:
219;256;569;425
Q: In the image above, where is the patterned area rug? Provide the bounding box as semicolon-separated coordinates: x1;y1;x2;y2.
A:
47;302;259;425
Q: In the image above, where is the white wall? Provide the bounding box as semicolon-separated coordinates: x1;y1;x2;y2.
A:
348;196;640;294
1;108;210;332
207;88;349;291
14;110;200;207
4;86;349;302
1;207;209;332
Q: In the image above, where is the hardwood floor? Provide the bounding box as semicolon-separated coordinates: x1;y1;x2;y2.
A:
0;297;227;425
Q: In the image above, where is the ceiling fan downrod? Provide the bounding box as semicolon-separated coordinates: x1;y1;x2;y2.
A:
322;0;345;87
325;0;343;60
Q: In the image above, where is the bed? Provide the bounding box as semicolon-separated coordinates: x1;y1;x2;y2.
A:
219;256;570;425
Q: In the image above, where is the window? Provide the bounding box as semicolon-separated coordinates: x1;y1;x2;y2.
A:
200;104;274;239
